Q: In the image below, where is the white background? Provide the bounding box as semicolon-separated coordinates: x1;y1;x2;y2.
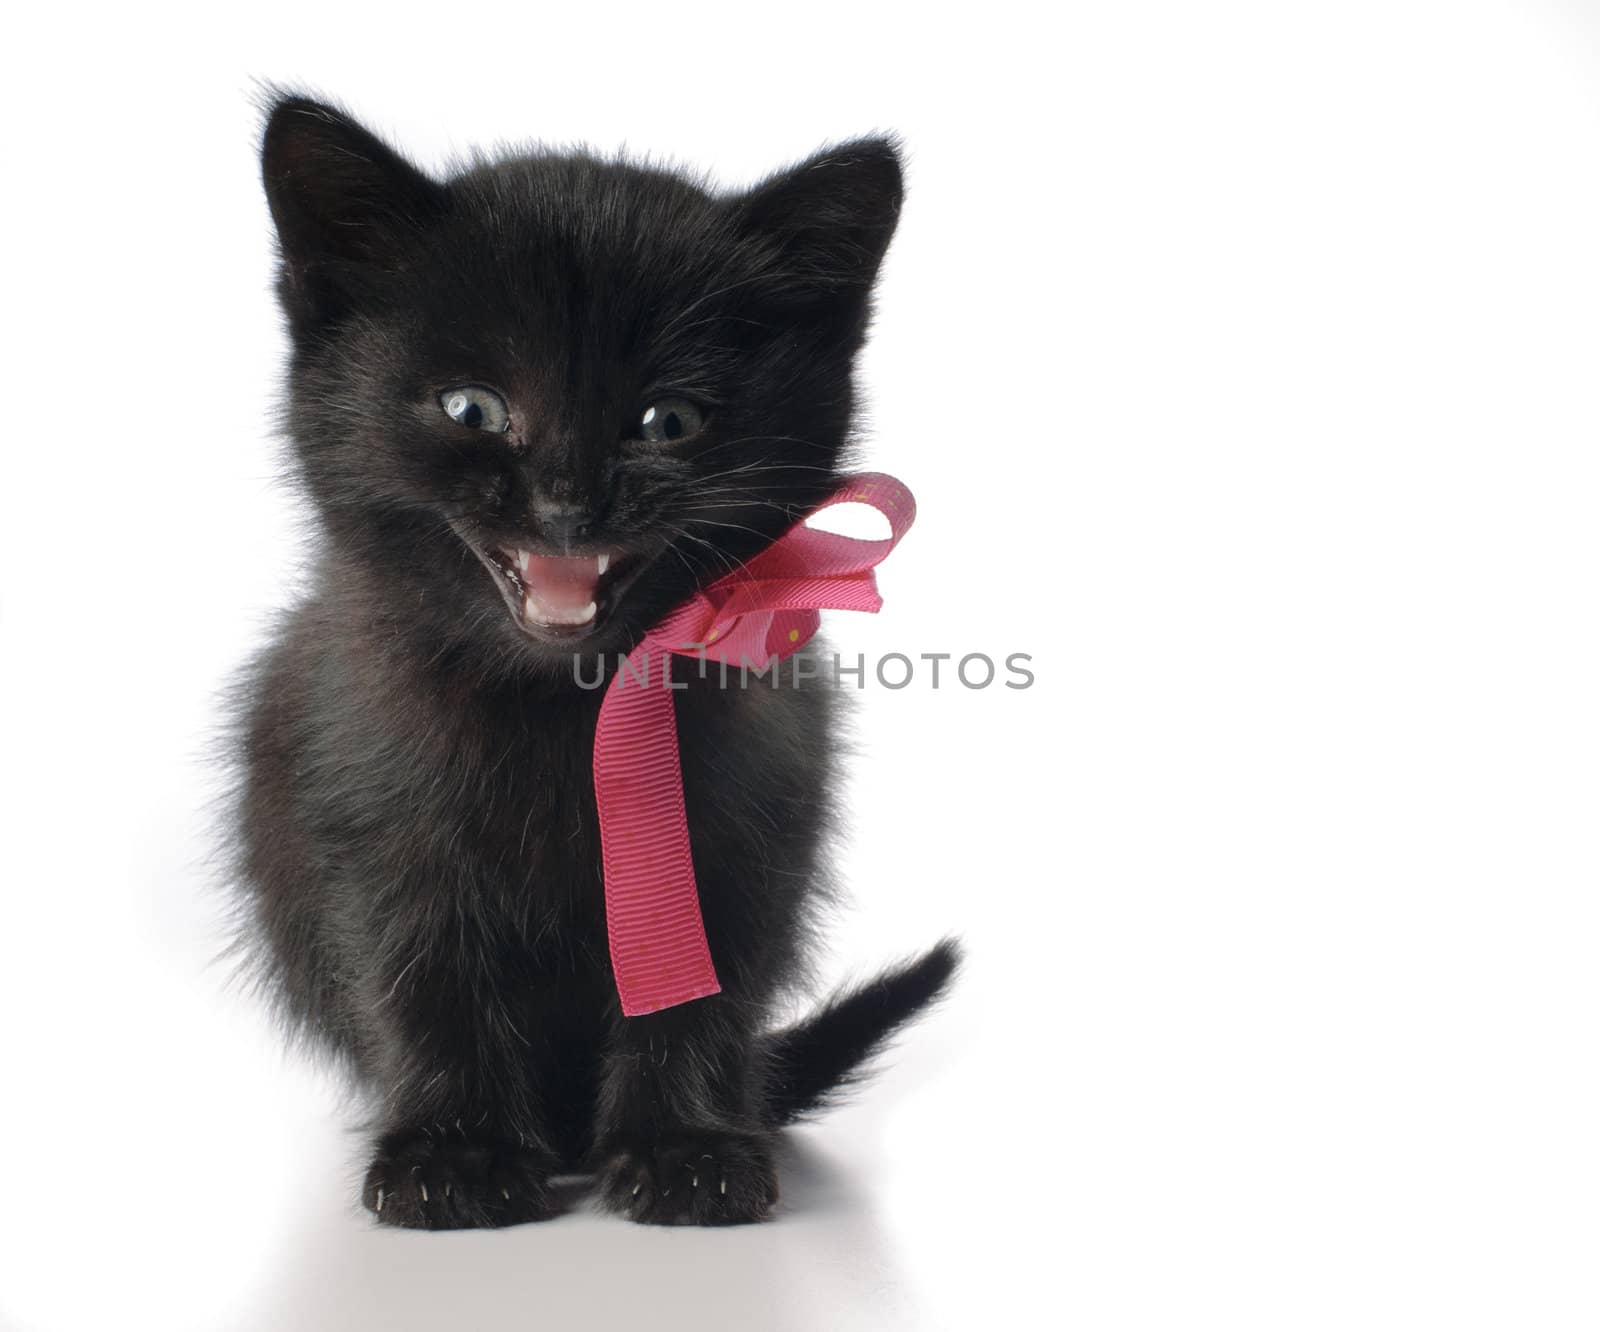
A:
2;2;1598;1328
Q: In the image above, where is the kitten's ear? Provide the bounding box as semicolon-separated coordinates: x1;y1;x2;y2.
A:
259;95;446;332
733;137;904;314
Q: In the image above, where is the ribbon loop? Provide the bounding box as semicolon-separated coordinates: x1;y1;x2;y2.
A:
593;472;915;1015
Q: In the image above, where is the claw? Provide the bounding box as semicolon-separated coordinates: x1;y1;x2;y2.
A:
420;1183;429;1203
719;1178;727;1196
376;1187;386;1212
501;1188;511;1200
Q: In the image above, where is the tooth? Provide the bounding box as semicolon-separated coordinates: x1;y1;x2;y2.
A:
523;596;598;628
517;549;532;574
597;552;610;575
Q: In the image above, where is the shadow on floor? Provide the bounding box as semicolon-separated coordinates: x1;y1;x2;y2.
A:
234;1124;930;1332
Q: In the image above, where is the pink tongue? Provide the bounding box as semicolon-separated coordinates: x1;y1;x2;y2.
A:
523;555;600;610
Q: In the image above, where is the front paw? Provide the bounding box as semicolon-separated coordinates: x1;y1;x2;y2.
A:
363;1130;561;1230
596;1131;779;1226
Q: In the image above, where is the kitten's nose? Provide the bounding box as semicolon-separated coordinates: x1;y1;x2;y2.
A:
532;499;595;548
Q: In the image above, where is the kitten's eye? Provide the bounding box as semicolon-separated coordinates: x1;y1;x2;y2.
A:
439;385;511;433
638;397;705;444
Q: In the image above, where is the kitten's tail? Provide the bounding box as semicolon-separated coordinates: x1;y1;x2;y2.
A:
760;939;962;1128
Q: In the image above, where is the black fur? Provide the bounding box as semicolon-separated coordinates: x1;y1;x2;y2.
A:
227;92;958;1230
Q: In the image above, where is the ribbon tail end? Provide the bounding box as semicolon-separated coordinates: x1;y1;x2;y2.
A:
619;978;723;1019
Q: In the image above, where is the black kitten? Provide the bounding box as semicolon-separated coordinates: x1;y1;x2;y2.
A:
228;93;957;1230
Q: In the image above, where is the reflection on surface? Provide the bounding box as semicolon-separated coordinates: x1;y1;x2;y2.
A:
237;1122;931;1332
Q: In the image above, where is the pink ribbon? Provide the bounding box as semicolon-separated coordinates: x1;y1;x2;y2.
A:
593;472;916;1016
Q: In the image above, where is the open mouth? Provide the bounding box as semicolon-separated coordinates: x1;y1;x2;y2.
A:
477;544;642;641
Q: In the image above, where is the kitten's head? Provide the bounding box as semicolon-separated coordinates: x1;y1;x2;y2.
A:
259;95;901;667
